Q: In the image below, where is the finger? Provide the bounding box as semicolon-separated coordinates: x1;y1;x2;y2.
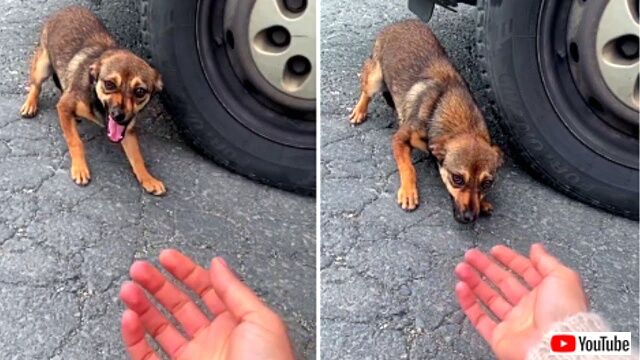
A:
209;257;271;323
455;263;512;320
119;281;187;357
530;243;565;277
455;281;496;343
130;260;209;337
490;245;542;287
121;309;160;360
159;249;226;314
464;248;529;304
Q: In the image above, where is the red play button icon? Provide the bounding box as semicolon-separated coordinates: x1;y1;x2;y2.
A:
551;334;577;352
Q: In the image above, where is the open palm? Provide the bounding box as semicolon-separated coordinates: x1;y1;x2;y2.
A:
455;243;588;360
119;250;295;360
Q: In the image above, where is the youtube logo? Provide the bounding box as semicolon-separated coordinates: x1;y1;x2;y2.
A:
549;332;632;355
551;334;577;352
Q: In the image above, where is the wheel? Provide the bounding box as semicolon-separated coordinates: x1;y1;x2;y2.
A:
476;0;639;219
140;0;316;194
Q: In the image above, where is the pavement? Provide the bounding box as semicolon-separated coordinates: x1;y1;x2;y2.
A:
320;2;639;359
0;1;315;359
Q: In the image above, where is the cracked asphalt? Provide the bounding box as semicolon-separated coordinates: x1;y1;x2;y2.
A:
0;1;315;359
320;2;638;359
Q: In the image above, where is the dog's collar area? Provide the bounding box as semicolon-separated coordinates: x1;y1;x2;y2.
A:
90;87;107;121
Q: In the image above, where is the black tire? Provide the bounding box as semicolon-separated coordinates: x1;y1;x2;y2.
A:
476;0;638;219
140;0;316;195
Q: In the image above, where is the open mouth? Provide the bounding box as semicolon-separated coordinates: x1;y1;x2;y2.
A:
107;114;127;143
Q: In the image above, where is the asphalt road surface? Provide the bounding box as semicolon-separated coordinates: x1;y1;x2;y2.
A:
0;1;315;359
320;1;638;359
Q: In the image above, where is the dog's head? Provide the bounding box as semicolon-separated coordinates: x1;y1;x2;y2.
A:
90;50;163;143
430;133;503;224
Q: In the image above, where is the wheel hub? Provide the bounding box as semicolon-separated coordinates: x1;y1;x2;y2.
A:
596;0;639;111
567;0;639;133
538;0;638;170
224;0;316;112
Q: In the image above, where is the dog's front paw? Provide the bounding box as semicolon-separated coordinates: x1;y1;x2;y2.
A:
20;99;38;118
480;200;493;217
70;162;91;186
349;105;367;125
397;185;419;211
140;176;166;196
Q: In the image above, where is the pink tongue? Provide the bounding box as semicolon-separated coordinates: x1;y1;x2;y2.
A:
107;115;125;142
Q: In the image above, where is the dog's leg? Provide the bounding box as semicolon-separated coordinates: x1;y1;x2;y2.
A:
393;127;419;211
121;130;166;196
480;199;493;217
21;46;52;118
410;129;429;153
349;58;383;125
57;96;90;185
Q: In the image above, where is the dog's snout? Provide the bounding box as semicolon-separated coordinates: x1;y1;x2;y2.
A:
454;209;478;224
461;210;477;223
109;108;126;124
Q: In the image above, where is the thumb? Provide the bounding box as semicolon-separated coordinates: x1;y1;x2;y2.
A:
530;243;565;277
209;257;269;322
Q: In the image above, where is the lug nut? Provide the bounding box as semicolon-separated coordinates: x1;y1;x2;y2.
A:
616;35;639;60
287;56;311;76
267;26;290;47
283;0;306;13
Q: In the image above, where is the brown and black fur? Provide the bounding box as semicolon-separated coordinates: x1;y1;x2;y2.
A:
20;6;165;195
350;20;503;223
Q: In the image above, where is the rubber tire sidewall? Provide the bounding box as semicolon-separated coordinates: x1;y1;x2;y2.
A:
476;0;638;219
141;0;316;195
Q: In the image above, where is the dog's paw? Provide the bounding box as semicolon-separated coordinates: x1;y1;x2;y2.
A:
141;177;166;196
20;100;38;118
397;185;419;211
70;163;91;186
349;106;367;125
480;200;494;217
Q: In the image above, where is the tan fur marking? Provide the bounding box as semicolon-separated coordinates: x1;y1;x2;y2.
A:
121;129;165;196
480;199;493;215
63;48;93;89
349;58;383;124
400;80;429;123
409;130;428;153
57;95;90;185
104;73;122;87
20;46;51;118
393;127;419;210
74;101;103;126
130;76;144;89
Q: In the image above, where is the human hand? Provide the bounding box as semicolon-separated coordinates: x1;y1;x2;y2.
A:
119;249;295;360
455;243;588;360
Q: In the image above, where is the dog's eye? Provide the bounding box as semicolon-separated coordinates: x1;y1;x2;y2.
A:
451;174;465;187
134;87;148;98
103;80;116;91
481;179;494;190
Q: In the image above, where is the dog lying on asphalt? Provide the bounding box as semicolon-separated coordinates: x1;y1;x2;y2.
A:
350;20;502;223
20;5;166;195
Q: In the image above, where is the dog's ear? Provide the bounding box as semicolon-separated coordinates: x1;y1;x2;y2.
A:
89;61;101;84
154;72;163;92
492;144;504;167
429;136;449;163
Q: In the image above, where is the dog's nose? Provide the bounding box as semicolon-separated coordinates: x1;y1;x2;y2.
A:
460;210;477;223
109;109;126;124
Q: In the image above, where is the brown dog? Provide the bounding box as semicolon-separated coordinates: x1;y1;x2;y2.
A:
20;6;165;195
350;20;502;223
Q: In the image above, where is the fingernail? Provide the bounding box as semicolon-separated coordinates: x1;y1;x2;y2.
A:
217;257;228;268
